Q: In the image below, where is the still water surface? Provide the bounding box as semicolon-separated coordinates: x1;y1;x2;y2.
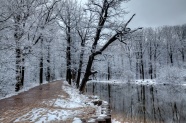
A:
86;82;186;123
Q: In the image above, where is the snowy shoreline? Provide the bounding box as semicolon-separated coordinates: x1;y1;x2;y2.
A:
89;79;186;86
0;80;121;123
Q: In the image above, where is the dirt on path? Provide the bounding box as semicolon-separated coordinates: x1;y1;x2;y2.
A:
0;80;96;123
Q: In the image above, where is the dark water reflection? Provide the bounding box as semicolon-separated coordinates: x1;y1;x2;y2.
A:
86;82;186;123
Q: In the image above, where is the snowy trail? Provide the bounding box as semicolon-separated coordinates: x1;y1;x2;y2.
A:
0;80;97;123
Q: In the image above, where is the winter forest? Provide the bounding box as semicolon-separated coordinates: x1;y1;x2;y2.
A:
0;0;186;97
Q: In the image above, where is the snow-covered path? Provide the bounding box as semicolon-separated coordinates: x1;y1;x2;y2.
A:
0;80;97;123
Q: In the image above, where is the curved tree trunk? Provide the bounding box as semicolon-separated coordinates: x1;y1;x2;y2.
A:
79;55;94;92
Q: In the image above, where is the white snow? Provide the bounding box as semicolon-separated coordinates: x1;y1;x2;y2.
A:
53;98;84;108
87;118;96;122
72;117;83;123
14;81;99;122
14;108;83;123
112;119;121;123
62;81;89;104
134;79;156;85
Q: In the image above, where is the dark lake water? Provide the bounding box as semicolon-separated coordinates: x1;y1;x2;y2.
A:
86;82;186;123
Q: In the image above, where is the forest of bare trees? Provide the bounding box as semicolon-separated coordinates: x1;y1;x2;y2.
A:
0;0;186;96
95;25;186;82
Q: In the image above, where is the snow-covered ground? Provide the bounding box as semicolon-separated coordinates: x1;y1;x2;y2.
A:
13;81;96;122
8;80;121;123
0;79;122;122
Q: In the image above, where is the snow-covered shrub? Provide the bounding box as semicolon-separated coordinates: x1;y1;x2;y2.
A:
157;66;186;84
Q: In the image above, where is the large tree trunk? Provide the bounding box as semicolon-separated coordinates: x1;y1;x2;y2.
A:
66;37;72;85
65;14;72;85
39;38;43;84
66;45;71;85
15;47;22;92
39;56;43;84
15;44;24;92
14;14;24;92
79;55;94;92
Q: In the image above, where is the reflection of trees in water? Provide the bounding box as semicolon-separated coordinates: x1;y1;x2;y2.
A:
86;82;186;123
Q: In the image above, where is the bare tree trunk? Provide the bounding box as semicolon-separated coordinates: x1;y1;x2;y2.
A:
66;46;71;85
107;62;110;80
46;43;51;82
39;38;43;84
170;52;174;66
79;54;94;92
149;42;153;79
181;51;185;63
76;47;84;88
139;39;144;80
15;45;25;92
66;36;72;85
78;1;140;92
154;50;157;78
140;56;145;80
15;47;22;91
39;57;43;84
136;52;140;79
21;57;25;86
14;14;24;92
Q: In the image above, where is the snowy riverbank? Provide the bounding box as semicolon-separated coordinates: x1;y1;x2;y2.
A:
14;81;101;122
0;80;121;123
89;79;186;86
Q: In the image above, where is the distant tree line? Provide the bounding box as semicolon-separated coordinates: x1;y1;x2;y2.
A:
94;25;186;83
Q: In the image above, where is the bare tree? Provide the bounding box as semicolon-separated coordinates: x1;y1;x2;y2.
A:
58;0;80;85
5;0;41;91
34;0;59;84
79;0;142;92
74;8;94;88
174;25;186;63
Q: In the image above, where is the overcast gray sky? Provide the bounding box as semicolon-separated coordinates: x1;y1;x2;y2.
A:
79;0;186;28
124;0;186;28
